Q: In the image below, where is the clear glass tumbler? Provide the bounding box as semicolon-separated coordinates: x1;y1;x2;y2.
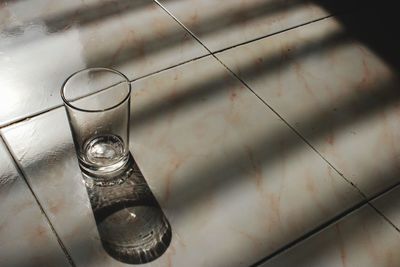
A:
61;67;131;185
61;67;172;264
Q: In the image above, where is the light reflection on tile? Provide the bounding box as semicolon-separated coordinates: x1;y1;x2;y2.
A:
260;205;400;267
0;138;71;267
0;0;207;126
217;15;400;196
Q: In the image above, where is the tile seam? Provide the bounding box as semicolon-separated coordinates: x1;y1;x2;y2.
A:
0;133;76;267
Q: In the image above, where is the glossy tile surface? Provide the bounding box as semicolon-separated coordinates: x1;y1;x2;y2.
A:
372;185;400;229
217;14;400;196
0;0;207;126
0;139;71;267
129;56;362;265
260;205;400;267
2;55;362;266
157;0;353;52
1;108;169;267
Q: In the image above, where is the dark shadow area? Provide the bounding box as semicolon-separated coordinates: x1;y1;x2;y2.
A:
84;154;171;264
312;0;400;70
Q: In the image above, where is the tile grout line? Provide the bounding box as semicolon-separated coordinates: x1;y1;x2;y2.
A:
153;0;400;263
212;15;333;54
368;202;400;232
153;0;334;54
153;0;366;199
0;1;374;130
0;133;76;267
249;180;400;266
366;182;400;233
0;4;353;130
0;2;363;130
0;105;64;130
250;199;368;266
0;53;210;130
366;181;400;203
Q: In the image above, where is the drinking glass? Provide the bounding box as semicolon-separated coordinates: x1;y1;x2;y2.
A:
61;67;131;185
61;67;172;263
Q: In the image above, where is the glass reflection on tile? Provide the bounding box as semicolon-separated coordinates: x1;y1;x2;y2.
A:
0;139;71;267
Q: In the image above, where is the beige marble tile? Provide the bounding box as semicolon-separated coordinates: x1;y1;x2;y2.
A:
2;55;362;267
129;56;363;266
1;108;172;267
0;139;71;267
217;14;400;197
260;205;400;267
157;0;350;52
372;185;400;229
0;0;207;126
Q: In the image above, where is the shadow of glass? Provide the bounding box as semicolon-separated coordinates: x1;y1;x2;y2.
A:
83;154;172;264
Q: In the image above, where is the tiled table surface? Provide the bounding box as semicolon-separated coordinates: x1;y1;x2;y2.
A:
1;1;399;267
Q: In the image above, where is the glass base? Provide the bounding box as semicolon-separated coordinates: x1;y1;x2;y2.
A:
80;154;131;187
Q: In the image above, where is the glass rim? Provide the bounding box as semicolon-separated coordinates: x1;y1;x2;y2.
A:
61;67;131;113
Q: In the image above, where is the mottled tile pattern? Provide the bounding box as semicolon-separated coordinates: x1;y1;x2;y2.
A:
1;1;399;266
129;56;362;266
372;185;400;230
217;15;400;197
2;56;362;266
0;0;207;125
157;0;353;52
260;205;400;267
1;107;181;267
0;139;71;267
